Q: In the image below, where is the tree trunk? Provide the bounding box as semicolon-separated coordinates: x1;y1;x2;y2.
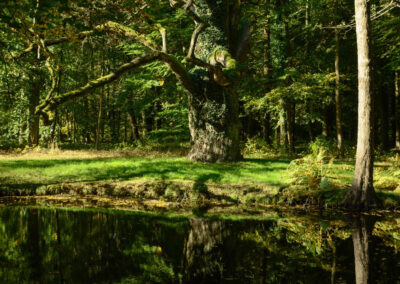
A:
127;111;141;143
279;99;288;149
262;112;271;145
186;0;243;162
343;0;378;209
263;17;271;145
395;71;400;148
322;109;329;137
141;110;147;139
335;28;343;155
187;86;242;162
286;99;295;154
28;82;40;147
95;94;103;150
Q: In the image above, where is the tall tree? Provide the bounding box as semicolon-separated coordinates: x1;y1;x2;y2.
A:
343;0;378;209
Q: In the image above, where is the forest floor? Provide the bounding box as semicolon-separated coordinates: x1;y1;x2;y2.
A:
0;149;399;209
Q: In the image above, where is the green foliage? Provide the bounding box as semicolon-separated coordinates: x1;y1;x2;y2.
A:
288;141;334;189
243;137;279;157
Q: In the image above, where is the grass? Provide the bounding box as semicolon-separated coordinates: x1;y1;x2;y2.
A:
2;150;400;209
0;153;290;187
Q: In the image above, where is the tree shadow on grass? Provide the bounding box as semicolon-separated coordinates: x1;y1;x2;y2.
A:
0;157;290;188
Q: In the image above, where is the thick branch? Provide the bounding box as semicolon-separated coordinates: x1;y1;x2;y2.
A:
36;53;160;123
160;52;197;95
187;22;205;59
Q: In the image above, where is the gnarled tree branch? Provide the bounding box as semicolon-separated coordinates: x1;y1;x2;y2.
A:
36;52;161;124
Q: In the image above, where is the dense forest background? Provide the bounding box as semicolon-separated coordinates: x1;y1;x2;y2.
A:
0;0;399;157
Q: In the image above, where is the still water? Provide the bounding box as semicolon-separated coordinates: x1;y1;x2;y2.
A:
0;205;400;283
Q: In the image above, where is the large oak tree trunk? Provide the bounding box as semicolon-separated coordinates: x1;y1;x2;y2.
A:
186;0;243;162
187;86;241;162
343;0;378;209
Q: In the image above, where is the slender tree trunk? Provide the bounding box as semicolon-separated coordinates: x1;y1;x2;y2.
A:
284;18;295;154
343;0;378;209
262;112;271;144
395;71;400;148
286;99;295;154
66;111;71;141
279;99;288;149
262;18;271;145
141;110;147;139
335;28;343;154
322;110;329;137
127;112;141;143
95;94;103;150
28;82;40;147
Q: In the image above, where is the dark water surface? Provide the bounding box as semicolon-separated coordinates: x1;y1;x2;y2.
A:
0;204;400;283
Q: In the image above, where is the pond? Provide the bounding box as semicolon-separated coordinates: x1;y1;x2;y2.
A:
0;201;400;283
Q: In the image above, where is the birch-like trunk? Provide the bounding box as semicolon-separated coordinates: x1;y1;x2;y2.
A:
343;0;378;209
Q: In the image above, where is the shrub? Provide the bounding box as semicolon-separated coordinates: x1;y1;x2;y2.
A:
287;142;334;191
243;137;278;157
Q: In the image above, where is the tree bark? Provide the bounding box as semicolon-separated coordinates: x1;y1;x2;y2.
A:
343;0;378;209
187;85;242;162
335;28;343;155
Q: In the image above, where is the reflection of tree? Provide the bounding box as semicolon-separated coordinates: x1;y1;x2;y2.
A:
0;207;188;283
351;216;375;284
184;218;226;283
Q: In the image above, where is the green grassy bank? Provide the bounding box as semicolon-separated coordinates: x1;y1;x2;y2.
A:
0;150;399;209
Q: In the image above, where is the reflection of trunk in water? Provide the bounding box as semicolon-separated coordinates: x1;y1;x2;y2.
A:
352;216;375;284
184;218;227;283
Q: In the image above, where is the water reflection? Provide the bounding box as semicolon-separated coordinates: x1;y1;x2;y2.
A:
351;216;375;284
0;206;399;283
